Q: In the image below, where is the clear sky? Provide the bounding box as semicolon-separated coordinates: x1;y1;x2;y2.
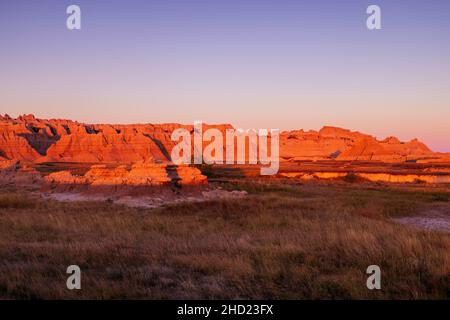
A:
1;0;449;151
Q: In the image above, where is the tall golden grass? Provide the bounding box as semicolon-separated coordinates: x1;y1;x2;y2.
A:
0;182;448;299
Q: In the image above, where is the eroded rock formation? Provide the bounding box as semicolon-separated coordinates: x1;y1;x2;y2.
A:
279;126;435;162
43;162;205;187
175;165;208;185
0;159;42;186
0;114;448;164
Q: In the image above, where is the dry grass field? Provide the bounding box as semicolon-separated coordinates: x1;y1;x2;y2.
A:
0;179;449;299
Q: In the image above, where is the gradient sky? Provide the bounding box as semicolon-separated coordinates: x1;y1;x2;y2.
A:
1;0;449;151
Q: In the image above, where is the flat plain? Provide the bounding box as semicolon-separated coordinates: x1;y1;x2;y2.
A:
1;168;449;299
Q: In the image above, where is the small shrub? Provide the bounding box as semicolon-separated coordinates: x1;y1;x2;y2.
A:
342;173;359;183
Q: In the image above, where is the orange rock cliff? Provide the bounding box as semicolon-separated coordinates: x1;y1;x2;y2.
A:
0;114;447;164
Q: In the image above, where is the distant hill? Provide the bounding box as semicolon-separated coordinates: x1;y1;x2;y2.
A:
1;114;448;164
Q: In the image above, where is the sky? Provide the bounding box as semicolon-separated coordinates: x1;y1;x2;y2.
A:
0;0;449;151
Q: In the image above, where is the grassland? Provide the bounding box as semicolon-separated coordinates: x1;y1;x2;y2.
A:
0;180;449;299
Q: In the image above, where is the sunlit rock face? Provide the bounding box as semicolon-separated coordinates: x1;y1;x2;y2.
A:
0;114;232;163
126;162;171;185
44;170;89;185
0;114;447;164
43;162;206;187
175;165;208;185
279;126;434;162
0;159;42;186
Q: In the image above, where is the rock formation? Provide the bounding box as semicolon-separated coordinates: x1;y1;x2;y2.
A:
0;159;20;171
175;165;208;185
0;159;42;186
279;126;436;162
85;165;130;185
43;162;198;187
0;120;41;161
126;162;171;185
0;114;448;164
337;137;396;161
44;170;89;185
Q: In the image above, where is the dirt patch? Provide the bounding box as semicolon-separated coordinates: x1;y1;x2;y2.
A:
393;208;450;233
42;187;247;208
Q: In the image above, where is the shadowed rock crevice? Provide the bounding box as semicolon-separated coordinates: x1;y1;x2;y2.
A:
166;164;182;192
144;134;172;161
329;150;341;159
18;133;60;156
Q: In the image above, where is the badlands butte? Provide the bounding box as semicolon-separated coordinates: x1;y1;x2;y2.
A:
1;113;450;193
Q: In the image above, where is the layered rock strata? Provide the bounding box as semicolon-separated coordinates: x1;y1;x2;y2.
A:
0;114;448;163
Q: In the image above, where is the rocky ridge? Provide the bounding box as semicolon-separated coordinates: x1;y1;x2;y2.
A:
0;114;446;164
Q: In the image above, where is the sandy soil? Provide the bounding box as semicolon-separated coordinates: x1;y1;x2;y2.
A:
42;188;248;208
393;208;450;233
